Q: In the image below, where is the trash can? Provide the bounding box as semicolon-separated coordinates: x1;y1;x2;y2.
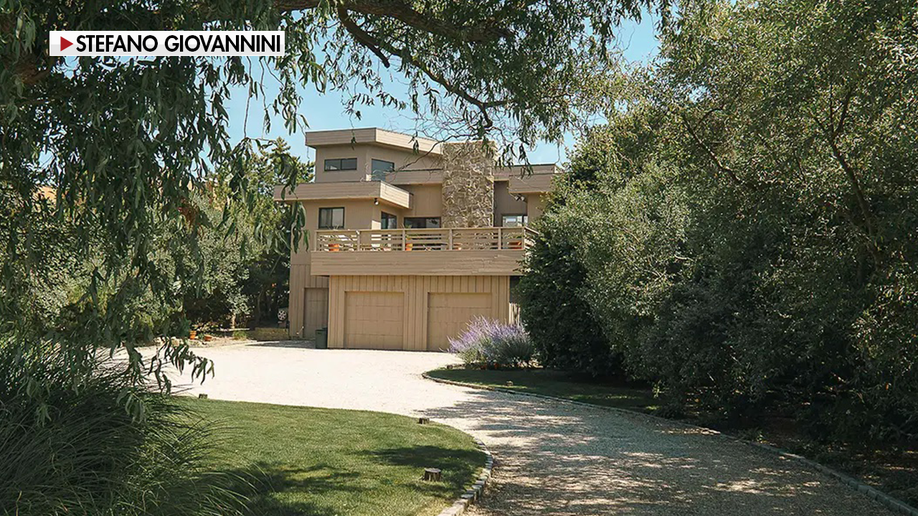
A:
315;328;328;349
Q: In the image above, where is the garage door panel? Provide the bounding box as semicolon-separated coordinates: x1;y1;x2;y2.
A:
345;292;404;350
427;293;492;351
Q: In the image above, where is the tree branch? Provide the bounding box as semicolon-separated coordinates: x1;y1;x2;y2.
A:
276;0;512;42
336;7;390;67
337;21;509;129
809;97;881;261
678;111;748;189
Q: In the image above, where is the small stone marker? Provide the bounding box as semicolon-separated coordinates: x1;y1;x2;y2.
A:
198;393;208;399
506;381;514;386
418;417;430;424
423;468;442;482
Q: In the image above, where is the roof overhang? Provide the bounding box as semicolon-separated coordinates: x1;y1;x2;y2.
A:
304;128;441;155
503;164;559;194
273;181;411;209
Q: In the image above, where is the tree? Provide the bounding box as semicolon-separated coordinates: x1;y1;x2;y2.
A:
521;0;918;440
221;138;314;326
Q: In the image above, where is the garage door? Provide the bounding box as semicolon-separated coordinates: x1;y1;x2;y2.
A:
344;292;404;349
427;293;492;351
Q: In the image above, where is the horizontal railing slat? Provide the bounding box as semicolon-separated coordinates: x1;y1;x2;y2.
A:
315;227;537;253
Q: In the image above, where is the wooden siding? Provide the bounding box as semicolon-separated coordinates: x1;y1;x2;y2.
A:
303;287;329;338
313;249;525;276
399;184;443;217
288;264;329;338
273;181;411;209
305;128;441;154
509;172;555;194
327;275;511;350
493;164;559;180
385;169;445;185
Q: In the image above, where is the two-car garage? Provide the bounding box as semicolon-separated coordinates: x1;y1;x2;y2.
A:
329;275;511;351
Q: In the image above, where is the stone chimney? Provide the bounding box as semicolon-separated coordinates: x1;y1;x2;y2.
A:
440;142;495;228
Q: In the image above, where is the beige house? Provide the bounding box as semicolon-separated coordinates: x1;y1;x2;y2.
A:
274;128;558;351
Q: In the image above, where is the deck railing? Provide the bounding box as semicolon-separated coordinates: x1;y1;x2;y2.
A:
315;227;537;252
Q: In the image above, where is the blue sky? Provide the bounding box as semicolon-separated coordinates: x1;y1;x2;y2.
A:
223;13;661;166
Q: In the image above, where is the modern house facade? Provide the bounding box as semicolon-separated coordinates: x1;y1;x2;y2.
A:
274;128;558;351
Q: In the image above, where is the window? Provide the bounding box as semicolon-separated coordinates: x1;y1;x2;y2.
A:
324;158;357;171
371;159;395;181
501;214;528;227
381;212;397;229
404;217;441;229
318;207;345;229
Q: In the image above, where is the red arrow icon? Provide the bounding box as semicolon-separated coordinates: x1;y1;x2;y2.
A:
60;37;73;51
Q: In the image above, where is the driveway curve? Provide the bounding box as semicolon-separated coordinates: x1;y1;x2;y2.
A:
166;343;896;516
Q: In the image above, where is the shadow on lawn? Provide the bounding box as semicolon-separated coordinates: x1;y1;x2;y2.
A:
360;445;484;495
217;462;361;516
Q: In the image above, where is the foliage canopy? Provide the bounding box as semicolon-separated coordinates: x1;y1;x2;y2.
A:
520;0;918;441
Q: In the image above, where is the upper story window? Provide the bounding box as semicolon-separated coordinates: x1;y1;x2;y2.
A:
404;217;440;229
324;158;357;171
318;207;345;229
371;159;395;181
502;214;528;227
381;212;397;229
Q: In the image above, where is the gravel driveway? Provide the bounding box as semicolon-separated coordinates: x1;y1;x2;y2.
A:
165;342;896;516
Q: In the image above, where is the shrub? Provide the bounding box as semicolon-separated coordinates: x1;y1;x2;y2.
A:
448;317;534;368
0;348;245;516
518;0;918;442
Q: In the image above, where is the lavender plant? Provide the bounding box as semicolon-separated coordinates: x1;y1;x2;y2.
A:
449;317;534;367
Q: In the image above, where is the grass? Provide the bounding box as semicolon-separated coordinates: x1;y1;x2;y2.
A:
427;366;918;508
244;327;291;341
426;367;659;413
183;398;485;516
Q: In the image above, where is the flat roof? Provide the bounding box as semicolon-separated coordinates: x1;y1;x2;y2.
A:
304;128;441;155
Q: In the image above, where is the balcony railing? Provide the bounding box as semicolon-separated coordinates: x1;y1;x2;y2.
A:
315;227;537;252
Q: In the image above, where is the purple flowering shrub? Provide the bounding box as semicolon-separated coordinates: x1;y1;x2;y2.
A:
448;317;534;367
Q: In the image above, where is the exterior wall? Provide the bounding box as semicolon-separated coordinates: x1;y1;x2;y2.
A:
287;198;389;337
441;142;494;228
526;193;548;221
314;144;441;183
509;170;556;194
314;144;371;183
493;180;528;225
312;248;526;276
400;184;443;219
363;145;441;172
288;263;329;338
275;181;410;208
327;275;511;350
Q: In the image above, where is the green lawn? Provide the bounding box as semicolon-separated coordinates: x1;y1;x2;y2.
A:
426;367;659;413
184;398;484;516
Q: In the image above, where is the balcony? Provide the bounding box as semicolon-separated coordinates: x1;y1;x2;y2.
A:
311;227;536;276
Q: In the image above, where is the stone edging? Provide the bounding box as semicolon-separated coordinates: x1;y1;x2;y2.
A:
436;436;493;516
422;371;918;516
